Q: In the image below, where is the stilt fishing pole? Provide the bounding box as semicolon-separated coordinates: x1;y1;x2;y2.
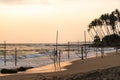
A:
15;48;17;66
54;30;61;71
4;41;6;66
68;42;70;59
84;31;87;58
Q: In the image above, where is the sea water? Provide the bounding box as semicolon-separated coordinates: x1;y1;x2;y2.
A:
0;43;118;70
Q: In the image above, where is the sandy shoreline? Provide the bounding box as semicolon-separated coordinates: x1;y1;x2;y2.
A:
0;52;120;80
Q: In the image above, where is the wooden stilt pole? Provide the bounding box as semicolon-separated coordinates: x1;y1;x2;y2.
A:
54;30;61;71
54;48;56;71
58;50;61;71
15;48;17;66
96;47;98;57
56;30;58;71
81;46;84;60
101;41;104;58
56;31;61;71
84;31;87;58
68;42;70;59
4;41;6;66
78;41;80;54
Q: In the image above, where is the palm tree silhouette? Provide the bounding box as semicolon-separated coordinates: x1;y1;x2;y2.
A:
88;9;120;57
114;9;120;35
88;19;103;40
97;19;105;37
88;28;94;40
88;9;120;40
100;14;111;35
109;12;117;34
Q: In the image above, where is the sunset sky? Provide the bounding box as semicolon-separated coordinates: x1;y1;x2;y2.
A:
0;0;120;43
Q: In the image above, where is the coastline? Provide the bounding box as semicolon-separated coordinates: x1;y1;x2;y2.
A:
0;51;120;80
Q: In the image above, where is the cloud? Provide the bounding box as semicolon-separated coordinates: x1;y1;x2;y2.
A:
0;0;78;5
0;0;23;4
0;0;49;5
0;0;76;5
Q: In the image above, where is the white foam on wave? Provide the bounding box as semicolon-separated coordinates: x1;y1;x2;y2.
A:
0;47;119;70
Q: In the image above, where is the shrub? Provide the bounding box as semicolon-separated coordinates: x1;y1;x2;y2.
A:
0;66;33;74
17;67;33;71
1;69;18;74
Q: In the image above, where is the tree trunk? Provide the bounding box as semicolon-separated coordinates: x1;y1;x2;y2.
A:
93;27;99;37
97;26;103;39
88;31;94;41
100;26;106;36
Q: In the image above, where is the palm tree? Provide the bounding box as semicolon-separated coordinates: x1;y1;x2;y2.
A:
114;9;120;35
95;19;105;38
88;28;94;40
105;13;112;35
100;14;111;35
109;12;117;34
94;19;101;38
91;20;97;35
97;19;105;37
88;9;120;47
91;19;101;38
88;19;103;40
88;21;96;37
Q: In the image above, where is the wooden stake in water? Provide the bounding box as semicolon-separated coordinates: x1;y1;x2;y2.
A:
68;42;70;59
78;41;80;54
84;31;87;58
96;47;98;57
4;41;6;66
53;48;56;71
56;31;58;56
101;39;104;58
81;46;84;60
58;49;61;71
56;31;61;71
15;48;17;66
54;30;61;71
101;46;104;58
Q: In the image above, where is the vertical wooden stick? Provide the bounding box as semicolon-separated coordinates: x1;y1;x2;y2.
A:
58;50;61;71
68;42;70;59
81;46;84;60
56;31;58;53
56;30;58;71
78;41;80;54
84;31;87;58
101;46;104;58
56;31;61;71
96;47;98;57
54;30;60;71
101;39;104;58
4;41;6;66
54;48;56;71
15;48;17;66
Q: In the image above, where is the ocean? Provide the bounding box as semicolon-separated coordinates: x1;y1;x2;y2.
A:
0;43;118;70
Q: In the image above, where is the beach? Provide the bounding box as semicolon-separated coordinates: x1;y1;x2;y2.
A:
0;51;120;80
0;1;120;80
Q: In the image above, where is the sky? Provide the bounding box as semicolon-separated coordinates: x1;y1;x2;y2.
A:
0;0;120;43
